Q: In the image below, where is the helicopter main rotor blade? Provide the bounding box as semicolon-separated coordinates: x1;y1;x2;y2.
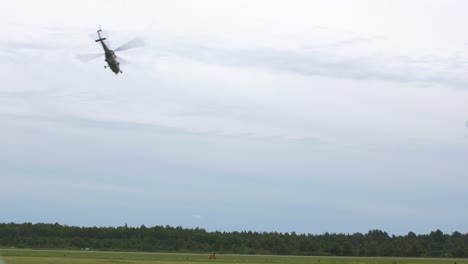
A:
117;55;131;65
114;37;145;52
77;53;103;62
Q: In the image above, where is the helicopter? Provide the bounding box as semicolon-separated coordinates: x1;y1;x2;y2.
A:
78;26;144;74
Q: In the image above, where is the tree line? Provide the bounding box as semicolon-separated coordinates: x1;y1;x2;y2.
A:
0;222;467;258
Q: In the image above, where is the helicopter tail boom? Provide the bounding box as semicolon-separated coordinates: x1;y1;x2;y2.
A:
95;27;106;42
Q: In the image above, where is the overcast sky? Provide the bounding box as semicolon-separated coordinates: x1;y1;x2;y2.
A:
0;0;467;235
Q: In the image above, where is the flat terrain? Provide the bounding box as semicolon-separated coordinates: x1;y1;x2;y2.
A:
1;249;466;264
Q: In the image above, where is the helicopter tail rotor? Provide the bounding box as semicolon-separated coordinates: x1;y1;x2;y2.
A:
95;26;107;43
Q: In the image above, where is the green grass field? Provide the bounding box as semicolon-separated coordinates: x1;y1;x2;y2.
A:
1;249;466;264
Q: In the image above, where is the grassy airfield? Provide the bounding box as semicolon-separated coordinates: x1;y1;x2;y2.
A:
1;249;467;264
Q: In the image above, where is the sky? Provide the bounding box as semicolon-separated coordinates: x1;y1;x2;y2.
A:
0;0;467;235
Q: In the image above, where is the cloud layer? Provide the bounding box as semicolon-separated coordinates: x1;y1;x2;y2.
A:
1;0;468;235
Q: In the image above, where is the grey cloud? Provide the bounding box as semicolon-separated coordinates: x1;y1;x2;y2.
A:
0;89;62;98
0;113;186;134
0;112;295;141
0;40;63;51
1;112;467;234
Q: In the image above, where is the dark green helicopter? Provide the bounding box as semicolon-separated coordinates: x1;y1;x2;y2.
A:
79;26;144;74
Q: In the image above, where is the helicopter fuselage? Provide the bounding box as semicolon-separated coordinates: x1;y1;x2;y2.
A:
102;43;121;74
96;30;122;74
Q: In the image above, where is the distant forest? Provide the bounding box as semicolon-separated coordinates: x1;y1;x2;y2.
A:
0;223;467;258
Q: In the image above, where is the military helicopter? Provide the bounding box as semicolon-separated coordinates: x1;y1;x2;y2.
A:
78;26;144;74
